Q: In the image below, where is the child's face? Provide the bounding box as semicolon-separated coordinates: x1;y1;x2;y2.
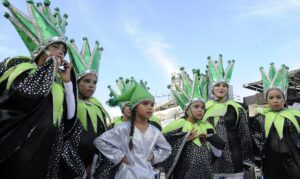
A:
136;100;154;120
187;101;205;120
78;74;97;99
267;89;285;111
213;82;228;99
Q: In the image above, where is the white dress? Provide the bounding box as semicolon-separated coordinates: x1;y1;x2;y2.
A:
94;122;171;179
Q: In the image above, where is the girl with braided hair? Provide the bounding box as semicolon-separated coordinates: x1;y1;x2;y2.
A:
108;77;162;130
94;82;171;179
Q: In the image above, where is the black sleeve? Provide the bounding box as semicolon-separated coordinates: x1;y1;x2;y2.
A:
159;128;188;174
237;107;255;166
249;114;265;162
13;58;56;96
206;133;226;150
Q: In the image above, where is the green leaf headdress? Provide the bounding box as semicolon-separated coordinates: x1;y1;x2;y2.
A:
107;77;137;111
206;54;235;88
168;67;208;111
2;0;68;61
107;78;155;110
260;63;289;99
68;37;103;80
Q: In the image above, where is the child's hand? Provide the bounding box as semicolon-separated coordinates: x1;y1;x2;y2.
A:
86;164;92;177
147;152;154;161
187;129;197;142
199;133;207;144
58;60;72;83
121;157;129;165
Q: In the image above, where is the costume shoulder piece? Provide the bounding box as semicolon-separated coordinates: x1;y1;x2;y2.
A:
163;118;186;134
205;100;215;109
203;100;227;120
262;108;300;139
0;56;32;76
0;57;35;91
205;99;243;109
77;98;109;133
204;100;244;118
90;97;111;122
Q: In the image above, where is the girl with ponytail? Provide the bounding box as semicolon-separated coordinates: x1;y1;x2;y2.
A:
94;82;171;179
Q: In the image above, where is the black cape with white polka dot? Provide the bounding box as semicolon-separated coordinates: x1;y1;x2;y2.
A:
250;114;300;179
207;104;254;174
161;128;216;179
0;59;78;179
60;109;108;178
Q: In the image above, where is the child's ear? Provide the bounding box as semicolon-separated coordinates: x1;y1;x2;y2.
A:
186;110;191;117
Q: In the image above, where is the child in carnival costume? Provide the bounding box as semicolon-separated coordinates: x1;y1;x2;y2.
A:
60;37;111;178
203;55;255;178
94;80;171;179
108;77;162;130
0;1;77;178
249;63;300;179
161;67;225;179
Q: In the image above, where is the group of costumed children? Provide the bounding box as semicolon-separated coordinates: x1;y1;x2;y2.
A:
0;1;299;179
